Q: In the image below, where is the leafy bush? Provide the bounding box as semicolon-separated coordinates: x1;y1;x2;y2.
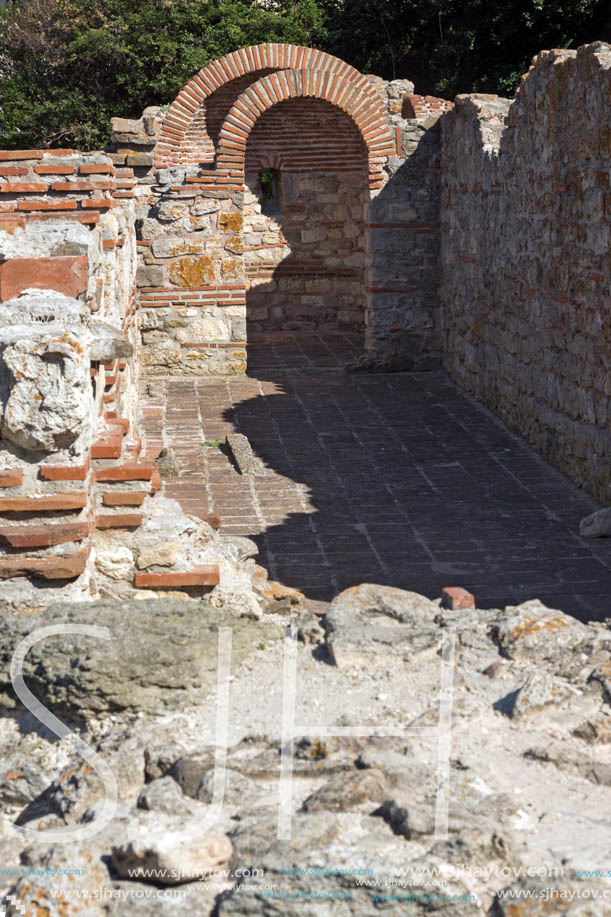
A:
0;0;607;149
0;0;326;149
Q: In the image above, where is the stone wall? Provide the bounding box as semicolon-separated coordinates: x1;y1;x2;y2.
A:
118;47;445;372
0;149;146;603
244;98;368;334
440;42;611;503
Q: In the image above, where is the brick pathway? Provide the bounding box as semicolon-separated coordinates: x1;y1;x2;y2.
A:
140;332;610;621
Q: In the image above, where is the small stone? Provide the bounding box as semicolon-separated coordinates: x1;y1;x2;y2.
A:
325;584;441;668
112;830;231;885
157;447;180;477
580;507;611;537
95;546;134;580
225;433;264;475
136;541;182;569
483;662;504;679
494;672;574;718
137;776;196;816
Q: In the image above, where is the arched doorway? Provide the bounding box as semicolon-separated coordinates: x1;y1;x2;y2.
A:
243;97;369;340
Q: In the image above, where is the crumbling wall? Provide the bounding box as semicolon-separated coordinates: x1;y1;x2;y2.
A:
0;150;144;604
440;43;611;502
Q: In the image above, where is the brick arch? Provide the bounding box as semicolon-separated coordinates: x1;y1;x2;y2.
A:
216;69;395;189
155;43;391;168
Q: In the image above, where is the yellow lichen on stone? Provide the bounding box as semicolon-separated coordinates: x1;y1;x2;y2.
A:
221;258;244;280
169;256;215;287
219;212;243;233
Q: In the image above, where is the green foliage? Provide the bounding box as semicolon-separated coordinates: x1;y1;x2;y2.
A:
0;0;606;148
0;0;326;149
320;0;606;97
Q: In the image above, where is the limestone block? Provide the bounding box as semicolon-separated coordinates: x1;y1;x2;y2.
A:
90;322;133;362
169;256;215;287
178;318;230;343
96;546;134;581
0;292;93;453
192;200;220;216
136;264;165;288
157;201;188;222
152;234;209;258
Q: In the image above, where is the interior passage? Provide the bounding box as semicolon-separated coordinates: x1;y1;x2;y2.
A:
141;333;611;621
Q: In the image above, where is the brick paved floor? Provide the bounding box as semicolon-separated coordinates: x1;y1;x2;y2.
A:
140;332;610;621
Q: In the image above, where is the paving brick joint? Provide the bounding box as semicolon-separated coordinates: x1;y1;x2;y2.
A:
141;332;611;621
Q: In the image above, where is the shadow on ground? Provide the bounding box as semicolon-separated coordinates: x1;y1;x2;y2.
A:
217;340;611;622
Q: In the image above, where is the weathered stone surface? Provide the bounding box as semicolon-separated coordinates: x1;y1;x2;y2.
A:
492;877;611;915
9;805;225;915
0;599;283;720
325;583;441;667
169;256;215;287
491;599;591;677
220;813;479;916
494;671;576;718
573;713;611;745
0;299;93;452
90;321;133;361
137;777;201;816
112;830;231;885
580;507;611;538
136;263;165;287
301;770;391;813
225;433;263;475
157;446;180;477
136;541;181;569
95;546;134;580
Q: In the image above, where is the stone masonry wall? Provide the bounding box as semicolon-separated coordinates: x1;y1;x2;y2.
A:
244;98;368;334
440;43;611;503
122;46;445;373
0;149;150;604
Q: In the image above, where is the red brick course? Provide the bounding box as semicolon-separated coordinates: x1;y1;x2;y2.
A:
0;521;90;547
0;493;88;512
0;470;23;488
0;548;88;580
95;513;143;529
134;566;220;588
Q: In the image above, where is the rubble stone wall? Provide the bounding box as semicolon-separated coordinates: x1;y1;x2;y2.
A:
244;98;368;334
0;150;145;602
440;43;611;503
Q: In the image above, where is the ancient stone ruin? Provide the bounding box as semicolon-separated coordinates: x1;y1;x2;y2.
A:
0;41;608;606
0;40;610;917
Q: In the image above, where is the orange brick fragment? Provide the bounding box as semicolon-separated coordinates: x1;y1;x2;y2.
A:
134;566;220;588
0;470;23;488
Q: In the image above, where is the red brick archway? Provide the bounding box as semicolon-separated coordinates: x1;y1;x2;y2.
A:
216;69;395;190
155;43;395;174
